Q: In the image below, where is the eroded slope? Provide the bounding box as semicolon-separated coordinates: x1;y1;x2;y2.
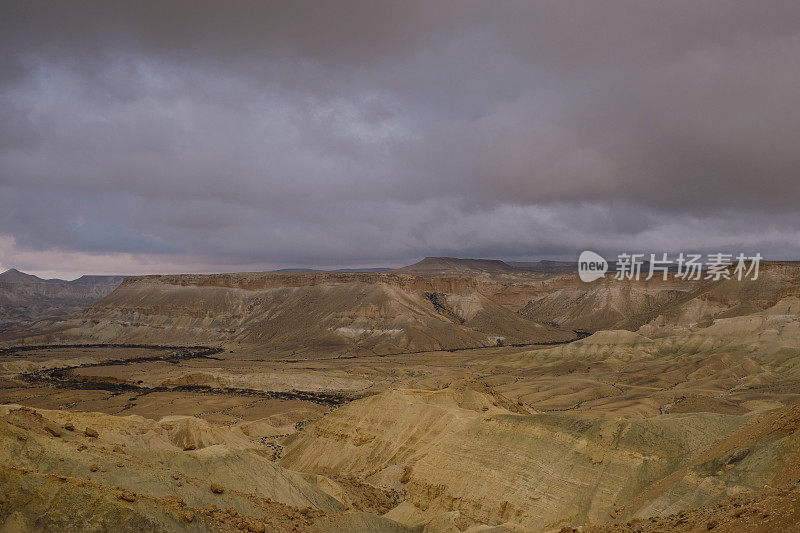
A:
11;272;573;355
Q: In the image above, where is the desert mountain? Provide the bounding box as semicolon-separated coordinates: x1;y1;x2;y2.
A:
396;257;518;275
507;260;578;273
519;261;800;332
0;269;124;333
7;261;800;358
2;262;800;531
273;267;391;273
276;296;800;530
12;272;573;354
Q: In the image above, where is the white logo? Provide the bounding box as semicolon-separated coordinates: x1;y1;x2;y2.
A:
578;250;608;282
576;251;761;282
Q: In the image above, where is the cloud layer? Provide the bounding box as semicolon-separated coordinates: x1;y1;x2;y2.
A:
2;1;800;277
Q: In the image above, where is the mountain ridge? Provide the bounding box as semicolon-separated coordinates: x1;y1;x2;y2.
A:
397;256;518;274
0;269;125;333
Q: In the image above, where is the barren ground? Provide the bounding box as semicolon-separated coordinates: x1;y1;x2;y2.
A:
2;266;799;532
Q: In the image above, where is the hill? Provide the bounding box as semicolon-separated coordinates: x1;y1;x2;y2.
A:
0;404;411;532
396;257;517;275
0;269;124;333
518;261;800;333
9;262;800;355
279;379;800;530
3;263;800;531
507;260;577;273
9;272;574;355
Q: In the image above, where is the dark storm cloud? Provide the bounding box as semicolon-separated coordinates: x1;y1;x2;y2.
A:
1;1;800;276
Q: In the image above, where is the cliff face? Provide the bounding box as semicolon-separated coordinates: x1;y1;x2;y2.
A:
8;262;800;356
120;271;480;293
519;261;800;333
0;269;123;332
20;272;573;354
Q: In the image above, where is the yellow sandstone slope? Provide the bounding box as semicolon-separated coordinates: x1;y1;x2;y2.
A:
279;380;800;531
0;405;413;533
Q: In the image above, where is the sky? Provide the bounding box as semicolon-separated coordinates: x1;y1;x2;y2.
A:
2;1;800;279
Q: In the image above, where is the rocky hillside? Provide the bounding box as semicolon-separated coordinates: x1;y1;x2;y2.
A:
519;261;800;333
0;269;124;333
14;272;574;355
2;262;800;531
0;404;411;532
8;261;800;356
279;379;800;531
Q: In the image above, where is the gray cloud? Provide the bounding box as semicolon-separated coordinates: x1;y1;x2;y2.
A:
1;1;800;276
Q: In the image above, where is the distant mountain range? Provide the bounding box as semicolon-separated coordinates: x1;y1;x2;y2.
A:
272;267;392;273
396;257;517;274
1;259;569;334
275;257;578;275
398;257;578;274
277;257;583;275
0;269;124;332
0;258;591;335
397;258;678;276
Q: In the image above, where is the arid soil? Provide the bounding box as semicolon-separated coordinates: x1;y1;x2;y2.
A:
1;260;800;531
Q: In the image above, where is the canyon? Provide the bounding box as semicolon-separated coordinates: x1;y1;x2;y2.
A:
1;259;799;532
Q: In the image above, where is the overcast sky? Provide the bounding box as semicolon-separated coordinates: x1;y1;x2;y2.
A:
2;1;799;279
